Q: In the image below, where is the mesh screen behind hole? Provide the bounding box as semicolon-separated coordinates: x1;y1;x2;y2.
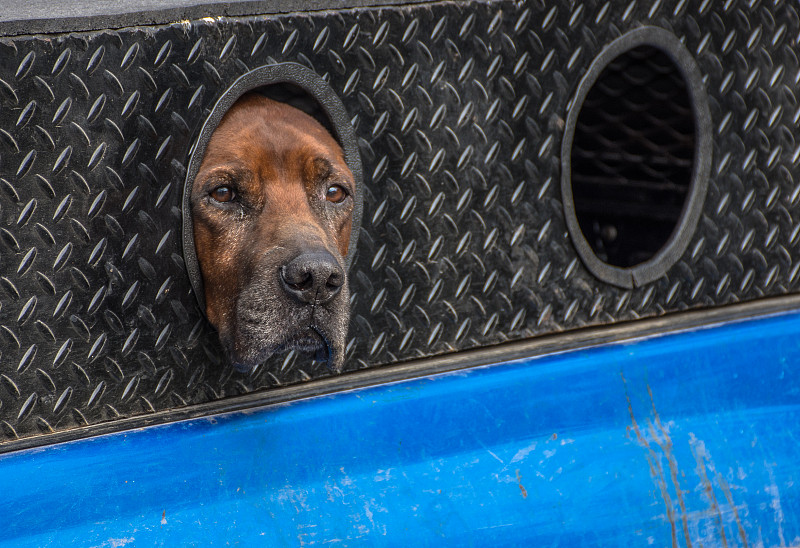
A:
571;46;695;268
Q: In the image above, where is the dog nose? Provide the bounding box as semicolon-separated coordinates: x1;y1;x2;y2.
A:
280;251;344;304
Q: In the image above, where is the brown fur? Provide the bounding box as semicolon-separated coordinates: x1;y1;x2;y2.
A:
191;93;354;370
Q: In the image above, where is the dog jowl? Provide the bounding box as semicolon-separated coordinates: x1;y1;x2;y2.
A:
191;93;355;372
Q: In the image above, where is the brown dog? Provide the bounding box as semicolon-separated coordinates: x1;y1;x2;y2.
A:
190;93;355;371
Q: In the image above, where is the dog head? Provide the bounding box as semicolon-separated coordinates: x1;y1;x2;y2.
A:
190;93;355;372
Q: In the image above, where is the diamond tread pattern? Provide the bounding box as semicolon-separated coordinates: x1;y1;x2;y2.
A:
0;0;797;444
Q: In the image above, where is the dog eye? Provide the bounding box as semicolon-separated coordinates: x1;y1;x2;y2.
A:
210;186;235;203
325;185;347;204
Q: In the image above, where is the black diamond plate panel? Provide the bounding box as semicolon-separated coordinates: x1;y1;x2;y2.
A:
0;0;799;445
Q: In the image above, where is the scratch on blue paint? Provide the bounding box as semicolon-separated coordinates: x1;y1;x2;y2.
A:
91;539;135;548
624;371;759;548
509;442;537;465
622;371;685;548
765;463;786;547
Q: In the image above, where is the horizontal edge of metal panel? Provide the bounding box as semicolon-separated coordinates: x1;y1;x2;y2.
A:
0;0;437;37
3;294;800;455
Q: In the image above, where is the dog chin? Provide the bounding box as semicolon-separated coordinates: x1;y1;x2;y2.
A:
229;313;348;373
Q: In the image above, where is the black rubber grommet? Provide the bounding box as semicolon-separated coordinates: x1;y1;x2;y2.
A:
561;27;712;289
182;63;363;313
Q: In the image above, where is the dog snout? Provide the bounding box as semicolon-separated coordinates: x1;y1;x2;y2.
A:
280;251;344;304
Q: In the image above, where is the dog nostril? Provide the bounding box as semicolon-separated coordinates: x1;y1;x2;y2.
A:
283;270;313;291
326;270;343;290
290;279;312;291
280;266;305;287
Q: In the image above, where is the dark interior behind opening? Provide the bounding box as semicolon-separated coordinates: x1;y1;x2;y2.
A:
571;45;695;268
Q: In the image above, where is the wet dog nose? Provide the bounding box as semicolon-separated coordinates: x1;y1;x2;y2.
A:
280;251;344;304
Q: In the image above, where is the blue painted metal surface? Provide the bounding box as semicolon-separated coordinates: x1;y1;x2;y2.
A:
1;311;799;546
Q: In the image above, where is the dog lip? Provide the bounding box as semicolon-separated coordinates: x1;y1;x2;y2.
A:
230;323;338;373
310;324;337;372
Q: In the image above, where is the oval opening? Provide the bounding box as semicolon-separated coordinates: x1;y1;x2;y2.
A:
561;28;711;288
572;45;693;268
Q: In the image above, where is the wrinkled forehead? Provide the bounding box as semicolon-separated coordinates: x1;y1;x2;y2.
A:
198;96;351;178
